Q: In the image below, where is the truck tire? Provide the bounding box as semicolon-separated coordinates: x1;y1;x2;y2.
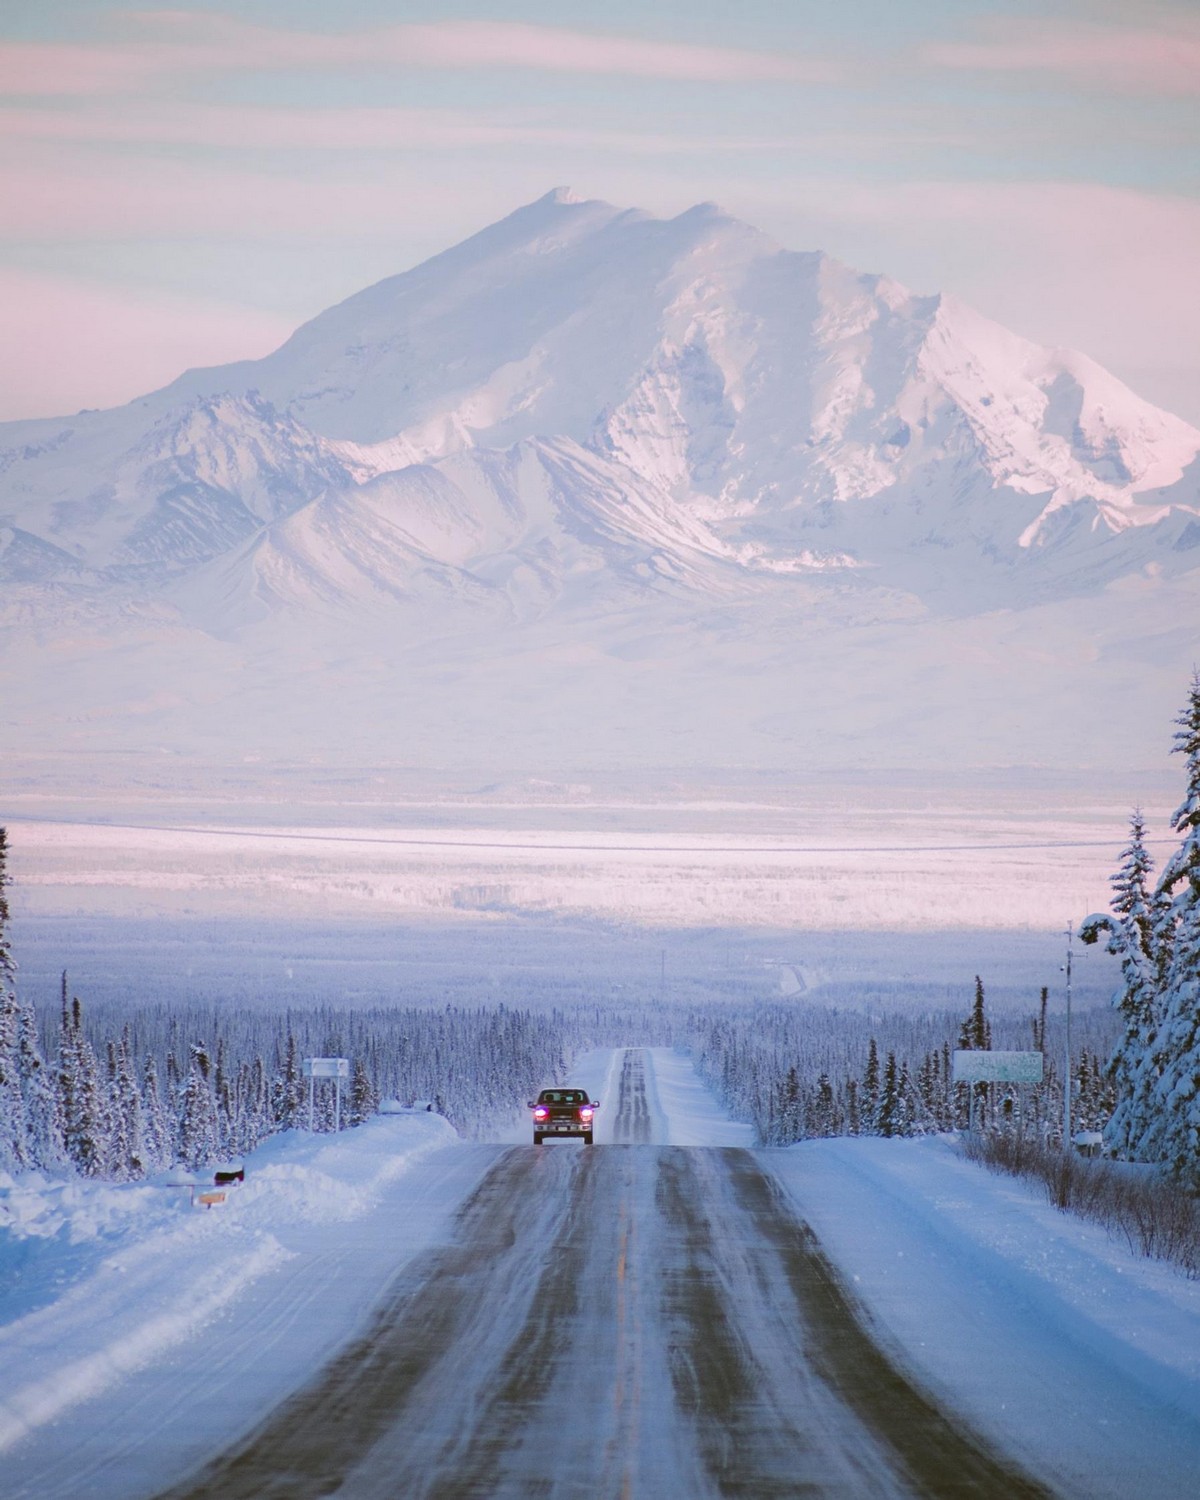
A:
583;1132;593;1145
533;1132;543;1145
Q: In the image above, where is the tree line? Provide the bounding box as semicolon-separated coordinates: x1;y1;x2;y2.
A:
1080;673;1200;1184
691;979;1113;1147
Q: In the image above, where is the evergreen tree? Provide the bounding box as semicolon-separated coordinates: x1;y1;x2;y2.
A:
777;1065;803;1144
877;1051;901;1138
349;1057;378;1126
0;828;31;1172
862;1037;880;1132
967;974;992;1050
113;1029;145;1180
273;1029;305;1130
141;1054;171;1170
845;1078;861;1136
1080;810;1166;1158
1148;675;1200;1181
805;1073;837;1138
0;986;29;1172
955;976;992;1128
179;1051;218;1169
102;1039;130;1179
897;1060;920;1136
18;993;65;1168
61;993;106;1177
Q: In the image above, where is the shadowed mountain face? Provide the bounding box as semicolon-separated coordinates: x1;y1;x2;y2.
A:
2;190;1197;774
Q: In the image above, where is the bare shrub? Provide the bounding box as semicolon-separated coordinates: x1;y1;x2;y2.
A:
961;1132;1200;1278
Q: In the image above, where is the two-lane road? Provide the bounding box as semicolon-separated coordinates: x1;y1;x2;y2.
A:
162;1051;1051;1500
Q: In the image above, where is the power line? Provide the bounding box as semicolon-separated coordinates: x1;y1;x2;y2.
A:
7;816;1177;858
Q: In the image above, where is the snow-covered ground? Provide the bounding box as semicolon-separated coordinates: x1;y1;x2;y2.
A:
6;789;1156;933
0;1115;499;1499
3;1048;1200;1498
774;1137;1200;1500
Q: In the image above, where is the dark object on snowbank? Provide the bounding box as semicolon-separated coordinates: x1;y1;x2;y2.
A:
961;1131;1199;1278
214;1168;245;1186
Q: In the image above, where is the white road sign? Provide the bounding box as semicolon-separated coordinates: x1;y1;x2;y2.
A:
953;1050;1044;1084
304;1057;350;1079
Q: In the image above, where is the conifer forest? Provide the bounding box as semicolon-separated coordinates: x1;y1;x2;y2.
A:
3;677;1200;1187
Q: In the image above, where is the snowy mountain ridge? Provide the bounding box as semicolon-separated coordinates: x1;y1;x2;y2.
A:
3;188;1198;615
2;190;1198;771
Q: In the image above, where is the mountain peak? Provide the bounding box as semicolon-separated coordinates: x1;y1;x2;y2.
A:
541;186;585;206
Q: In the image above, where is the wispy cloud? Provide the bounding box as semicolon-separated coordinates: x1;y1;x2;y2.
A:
0;10;835;97
924;14;1200;95
2;101;954;158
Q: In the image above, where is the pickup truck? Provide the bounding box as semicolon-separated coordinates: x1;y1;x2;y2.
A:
528;1088;600;1145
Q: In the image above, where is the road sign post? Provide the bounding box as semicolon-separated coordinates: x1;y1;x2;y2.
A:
953;1051;1044;1134
304;1057;350;1132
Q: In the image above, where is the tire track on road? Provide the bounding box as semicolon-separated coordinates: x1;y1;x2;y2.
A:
659;1147;1054;1500
612;1048;651;1144
157;1055;1055;1500
157;1147;560;1500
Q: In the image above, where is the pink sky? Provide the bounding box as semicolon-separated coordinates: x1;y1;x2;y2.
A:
2;3;1197;425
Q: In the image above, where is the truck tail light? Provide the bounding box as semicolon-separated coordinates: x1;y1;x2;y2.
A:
533;1106;548;1120
580;1108;593;1121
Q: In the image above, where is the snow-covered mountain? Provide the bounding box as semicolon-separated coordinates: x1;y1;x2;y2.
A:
2;189;1198;773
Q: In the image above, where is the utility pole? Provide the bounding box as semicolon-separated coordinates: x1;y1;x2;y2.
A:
1062;922;1074;1150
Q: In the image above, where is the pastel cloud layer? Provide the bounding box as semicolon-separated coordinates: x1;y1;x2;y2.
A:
1;2;1197;424
0;12;835;95
925;14;1200;95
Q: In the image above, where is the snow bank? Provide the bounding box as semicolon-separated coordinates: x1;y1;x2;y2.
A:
645;1047;754;1147
0;1112;459;1459
771;1135;1200;1500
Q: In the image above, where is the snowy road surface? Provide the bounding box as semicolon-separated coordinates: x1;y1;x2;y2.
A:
5;1048;1200;1499
158;1051;1046;1500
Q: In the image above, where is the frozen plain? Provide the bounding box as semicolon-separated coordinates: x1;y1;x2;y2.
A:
2;1049;1200;1498
3;771;1151;1021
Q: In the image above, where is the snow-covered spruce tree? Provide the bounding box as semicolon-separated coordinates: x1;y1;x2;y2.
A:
18;993;65;1169
102;1039;130;1180
141;1054;171;1171
805;1073;837;1138
954;976;992;1129
844;1078;861;1135
0;834;64;1172
1080;810;1167;1159
58;987;107;1177
0;827;32;1172
1146;674;1200;1182
178;1046;219;1170
273;1029;305;1131
877;1051;901;1138
861;1037;880;1133
898;1059;922;1136
0;987;29;1172
349;1057;378;1126
110;1029;145;1181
